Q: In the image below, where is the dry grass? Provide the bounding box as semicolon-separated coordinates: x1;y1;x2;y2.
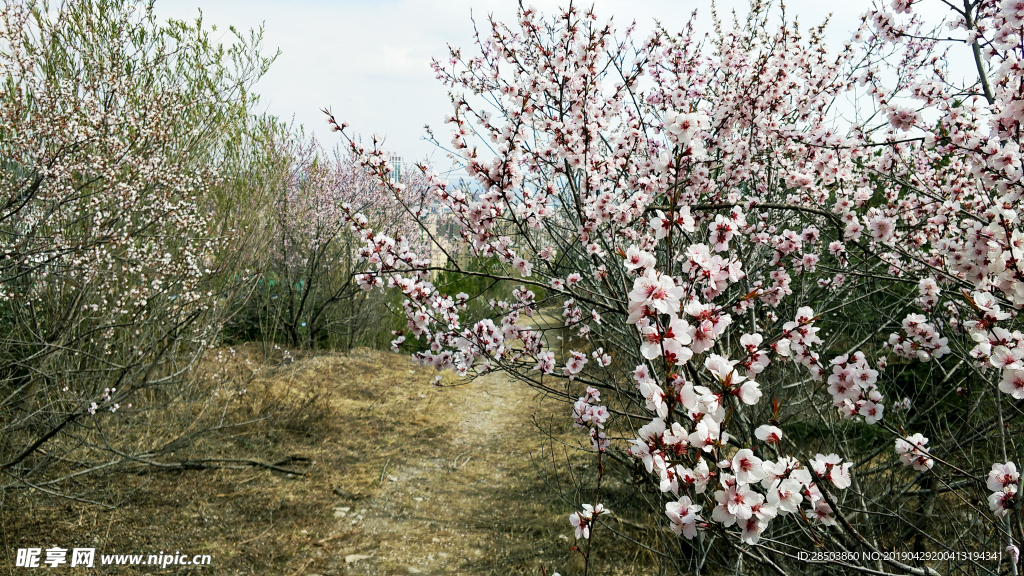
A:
1;346;659;575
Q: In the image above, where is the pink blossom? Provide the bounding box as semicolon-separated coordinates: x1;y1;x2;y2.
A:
895;433;934;471
732;449;767;485
987;461;1020;492
666;496;703;539
569;503;608;539
755;425;783;444
1000;369;1024;399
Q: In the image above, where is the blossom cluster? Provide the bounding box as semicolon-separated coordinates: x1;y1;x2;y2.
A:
895;434;934;471
826;352;884;424
887;314;951;362
988;461;1019;518
569;503;609;540
572;386;610;452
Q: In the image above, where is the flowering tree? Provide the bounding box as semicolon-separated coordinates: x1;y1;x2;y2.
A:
254;133;436;350
0;0;274;495
328;0;1024;573
249;131;434;350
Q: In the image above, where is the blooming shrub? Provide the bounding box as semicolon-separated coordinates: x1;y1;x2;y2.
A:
238;132;434;350
327;0;1024;573
0;0;273;492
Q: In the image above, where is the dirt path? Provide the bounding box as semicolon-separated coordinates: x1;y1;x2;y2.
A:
335;367;573;575
2;346;646;576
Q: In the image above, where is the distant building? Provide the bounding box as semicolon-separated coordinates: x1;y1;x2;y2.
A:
389;156;402;181
421;214;448;280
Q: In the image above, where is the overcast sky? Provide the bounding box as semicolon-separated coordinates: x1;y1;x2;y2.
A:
153;1;960;163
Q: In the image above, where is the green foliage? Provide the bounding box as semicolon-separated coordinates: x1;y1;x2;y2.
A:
435;256;530;320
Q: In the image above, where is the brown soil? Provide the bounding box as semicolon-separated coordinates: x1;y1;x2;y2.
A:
1;347;656;575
